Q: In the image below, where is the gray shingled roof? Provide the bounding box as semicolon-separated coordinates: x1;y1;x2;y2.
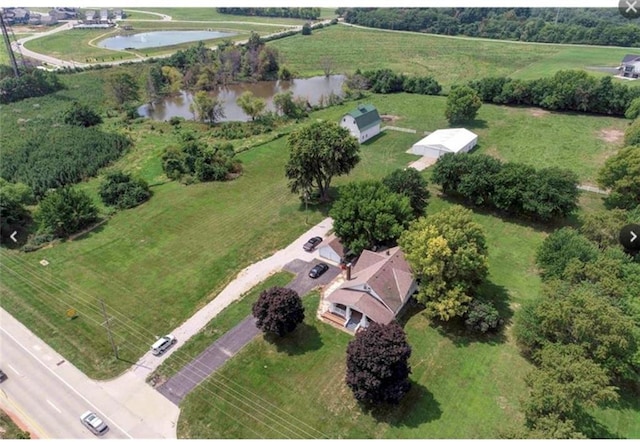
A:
622;54;640;64
345;104;381;132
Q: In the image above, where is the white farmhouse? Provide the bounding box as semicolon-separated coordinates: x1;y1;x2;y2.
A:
410;128;478;159
340;104;381;144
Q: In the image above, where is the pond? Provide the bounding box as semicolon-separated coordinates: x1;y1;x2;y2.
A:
98;30;237;50
138;75;346;122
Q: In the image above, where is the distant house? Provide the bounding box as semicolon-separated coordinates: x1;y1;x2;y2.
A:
114;9;123;20
340;103;381;144
620;54;640;79
100;9;109;22
28;13;42;25
318;234;345;265
40;14;58;25
410;128;478;159
50;7;77;20
321;247;416;333
12;8;30;24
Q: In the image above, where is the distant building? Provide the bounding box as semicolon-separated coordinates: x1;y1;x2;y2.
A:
340;103;382;144
620;54;640;79
113;9;123;20
99;9;108;22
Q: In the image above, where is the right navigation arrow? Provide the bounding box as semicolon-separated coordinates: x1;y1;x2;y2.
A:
632;230;638;243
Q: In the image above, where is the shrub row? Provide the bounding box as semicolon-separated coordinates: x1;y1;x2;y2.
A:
467;71;640;117
432;153;580;221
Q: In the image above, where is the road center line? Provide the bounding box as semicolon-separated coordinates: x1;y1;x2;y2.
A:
7;364;20;376
0;327;133;439
46;399;62;414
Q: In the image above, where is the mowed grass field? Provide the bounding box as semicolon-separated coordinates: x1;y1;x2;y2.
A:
124;7;326;24
269;25;635;87
312;93;627;183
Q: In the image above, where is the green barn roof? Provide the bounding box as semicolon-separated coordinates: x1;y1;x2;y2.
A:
346;104;381;132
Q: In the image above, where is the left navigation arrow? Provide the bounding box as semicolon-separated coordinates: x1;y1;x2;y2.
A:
10;231;18;243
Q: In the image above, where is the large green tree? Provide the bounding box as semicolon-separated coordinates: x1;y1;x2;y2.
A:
345;321;412;405
62;101;102;127
524;344;618;436
330;181;414;255
35;187;98;238
535;228;599;280
0;179;33;243
399;207;489;320
382;168;430;216
515;281;638;379
597;146;640;210
105;71;140;109
285;120;360;201
190;91;225;124
236;90;266;121
445;85;482;124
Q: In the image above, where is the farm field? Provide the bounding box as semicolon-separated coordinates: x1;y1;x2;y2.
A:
125;7;326;24
269;24;634;87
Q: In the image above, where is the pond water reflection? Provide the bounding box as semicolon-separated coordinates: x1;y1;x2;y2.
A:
98;30;237;50
138;75;346;122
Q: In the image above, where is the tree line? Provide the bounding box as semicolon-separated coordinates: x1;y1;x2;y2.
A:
340;8;640;47
217;7;321;20
0;69;65;104
432;153;580;222
467;71;640;117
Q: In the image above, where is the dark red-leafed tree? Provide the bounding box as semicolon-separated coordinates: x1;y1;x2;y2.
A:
252;287;305;337
345;321;412;405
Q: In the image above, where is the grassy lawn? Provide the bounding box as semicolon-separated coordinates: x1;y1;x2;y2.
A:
128;8;311;25
149;271;294;384
24;29;137;63
312;93;626;183
269;25;635;87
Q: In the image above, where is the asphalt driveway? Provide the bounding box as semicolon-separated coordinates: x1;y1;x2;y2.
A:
157;259;340;405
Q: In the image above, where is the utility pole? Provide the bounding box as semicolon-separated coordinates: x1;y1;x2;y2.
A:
0;12;20;77
99;299;119;360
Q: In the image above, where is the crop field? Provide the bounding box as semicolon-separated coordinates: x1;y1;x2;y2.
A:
269;24;634;87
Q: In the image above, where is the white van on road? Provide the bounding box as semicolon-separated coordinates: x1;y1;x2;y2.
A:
151;334;177;356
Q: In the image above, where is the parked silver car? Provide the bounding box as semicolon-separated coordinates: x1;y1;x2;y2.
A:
80;411;109;436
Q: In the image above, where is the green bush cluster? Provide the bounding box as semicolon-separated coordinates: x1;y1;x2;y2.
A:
162;133;242;183
432;153;580;222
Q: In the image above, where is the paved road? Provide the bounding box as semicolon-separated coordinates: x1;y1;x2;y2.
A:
0;326;132;438
157;258;341;405
0;309;179;439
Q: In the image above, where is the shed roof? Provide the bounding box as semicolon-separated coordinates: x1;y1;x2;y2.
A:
345;104;381;132
412;128;478;154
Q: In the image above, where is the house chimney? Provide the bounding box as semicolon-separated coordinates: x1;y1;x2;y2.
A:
346;262;352;281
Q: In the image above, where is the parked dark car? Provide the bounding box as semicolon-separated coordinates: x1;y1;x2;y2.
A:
0;369;7;382
303;236;323;252
309;262;329;278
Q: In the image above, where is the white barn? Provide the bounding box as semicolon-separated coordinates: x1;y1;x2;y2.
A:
318;234;344;265
340;104;381;144
410;128;478;159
